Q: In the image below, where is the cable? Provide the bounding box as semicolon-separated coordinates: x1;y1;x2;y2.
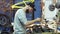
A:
11;0;34;9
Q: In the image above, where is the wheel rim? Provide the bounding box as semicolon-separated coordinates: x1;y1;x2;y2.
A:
0;15;7;25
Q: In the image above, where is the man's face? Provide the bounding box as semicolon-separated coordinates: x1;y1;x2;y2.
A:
28;6;33;12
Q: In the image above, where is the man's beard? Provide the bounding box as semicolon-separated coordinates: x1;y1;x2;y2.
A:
26;9;29;13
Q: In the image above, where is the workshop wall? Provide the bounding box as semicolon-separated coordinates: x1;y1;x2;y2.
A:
34;0;42;18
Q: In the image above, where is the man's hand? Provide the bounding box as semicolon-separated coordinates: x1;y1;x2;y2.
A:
35;18;42;22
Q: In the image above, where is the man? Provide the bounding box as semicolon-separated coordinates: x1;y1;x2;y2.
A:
13;3;41;34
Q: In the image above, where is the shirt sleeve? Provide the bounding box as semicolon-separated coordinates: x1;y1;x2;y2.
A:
17;9;27;25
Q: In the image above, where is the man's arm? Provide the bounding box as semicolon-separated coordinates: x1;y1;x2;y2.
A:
25;18;42;26
17;9;41;26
